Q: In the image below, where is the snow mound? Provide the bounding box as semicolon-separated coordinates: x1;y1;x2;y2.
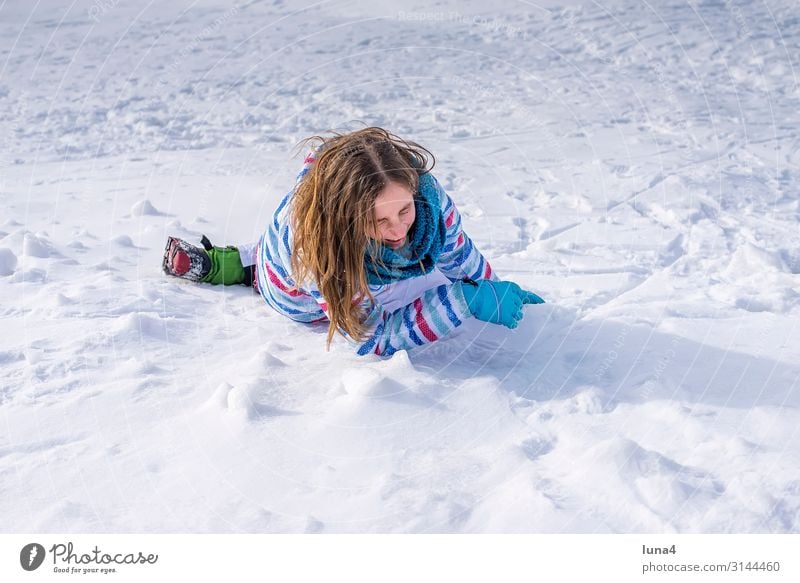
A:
112;235;136;247
339;368;400;397
0;248;18;275
23;233;55;258
724;242;786;275
225;383;258;416
131;199;162;216
112;312;172;342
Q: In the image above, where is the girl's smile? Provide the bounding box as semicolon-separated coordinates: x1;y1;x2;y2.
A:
384;236;406;248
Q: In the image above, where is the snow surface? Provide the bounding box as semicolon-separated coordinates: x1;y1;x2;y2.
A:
1;0;799;533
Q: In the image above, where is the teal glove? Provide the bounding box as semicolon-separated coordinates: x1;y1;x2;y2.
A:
461;279;545;329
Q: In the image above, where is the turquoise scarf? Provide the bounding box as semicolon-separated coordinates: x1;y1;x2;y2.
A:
364;173;446;285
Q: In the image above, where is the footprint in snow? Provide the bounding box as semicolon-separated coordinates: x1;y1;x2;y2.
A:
520;436;556;461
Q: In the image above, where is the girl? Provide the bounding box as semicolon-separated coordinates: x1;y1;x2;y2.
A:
163;127;545;357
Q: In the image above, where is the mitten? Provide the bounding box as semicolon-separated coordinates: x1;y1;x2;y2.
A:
460;279;545;329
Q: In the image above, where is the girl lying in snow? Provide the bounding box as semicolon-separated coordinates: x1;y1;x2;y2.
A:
163;126;545;356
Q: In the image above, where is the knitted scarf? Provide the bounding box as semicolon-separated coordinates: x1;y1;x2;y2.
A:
364;172;446;285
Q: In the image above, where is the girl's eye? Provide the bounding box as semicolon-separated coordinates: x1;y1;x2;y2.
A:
400;208;409;215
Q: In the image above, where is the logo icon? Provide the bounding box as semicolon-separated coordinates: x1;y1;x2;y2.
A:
20;543;46;571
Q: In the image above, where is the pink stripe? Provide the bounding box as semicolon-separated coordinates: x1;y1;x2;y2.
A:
266;264;303;297
413;298;438;342
457;233;464;247
445;209;455;228
484;262;492;279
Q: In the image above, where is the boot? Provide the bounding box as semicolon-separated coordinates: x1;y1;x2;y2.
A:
162;235;252;286
163;236;211;282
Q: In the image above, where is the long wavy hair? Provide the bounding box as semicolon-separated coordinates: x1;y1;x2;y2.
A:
289;126;435;349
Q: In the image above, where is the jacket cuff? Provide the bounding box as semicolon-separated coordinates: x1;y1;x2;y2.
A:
451;280;476;322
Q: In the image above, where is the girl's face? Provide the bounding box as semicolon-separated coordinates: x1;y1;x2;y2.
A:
369;181;416;249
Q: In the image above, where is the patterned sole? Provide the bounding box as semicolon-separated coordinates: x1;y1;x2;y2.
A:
162;236;211;282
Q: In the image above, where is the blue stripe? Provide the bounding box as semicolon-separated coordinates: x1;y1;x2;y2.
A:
282;226;291;258
402;307;425;346
257;246;319;318
262;230;292;281
273;193;291;230
358;321;382;355
471;254;485;280
443;195;453;215
258;276;324;320
438;284;462;327
448;214;462;235
257;274;310;317
460;237;474;261
440;237;474;273
259;286;308;317
456;239;474;270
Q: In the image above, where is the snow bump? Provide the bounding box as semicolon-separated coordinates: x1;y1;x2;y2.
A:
0;248;18;275
131;199;163;217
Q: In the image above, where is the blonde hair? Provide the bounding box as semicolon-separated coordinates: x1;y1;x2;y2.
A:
289;126;435;348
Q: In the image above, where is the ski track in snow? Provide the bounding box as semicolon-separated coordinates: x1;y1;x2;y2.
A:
1;0;799;533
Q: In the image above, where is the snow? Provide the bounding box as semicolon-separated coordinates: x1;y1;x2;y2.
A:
1;0;799;533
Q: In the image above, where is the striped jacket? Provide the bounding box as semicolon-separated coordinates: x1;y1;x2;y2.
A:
255;149;497;357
